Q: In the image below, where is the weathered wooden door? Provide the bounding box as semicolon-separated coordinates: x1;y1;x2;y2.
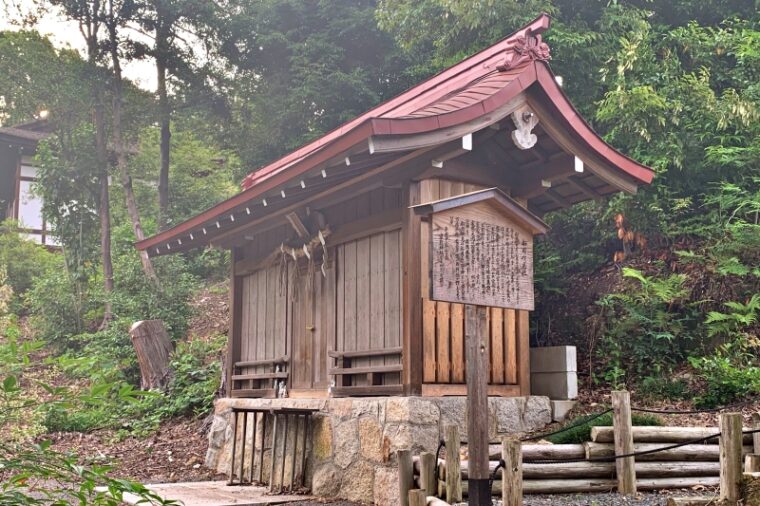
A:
289;266;331;391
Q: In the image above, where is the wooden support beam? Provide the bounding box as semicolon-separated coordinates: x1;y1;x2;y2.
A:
408;489;427;506
398;450;414;506
445;425;462;503
565;176;603;200
402;181;423;396
465;304;490;505
612;390;636;495
502;438;522;506
720;412;743;502
285;212;309;238
544;188;572;209
419;452;437;496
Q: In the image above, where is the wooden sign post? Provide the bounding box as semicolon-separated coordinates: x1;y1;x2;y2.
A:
414;188;549;505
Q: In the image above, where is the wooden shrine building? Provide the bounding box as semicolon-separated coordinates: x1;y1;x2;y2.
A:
137;14;653;400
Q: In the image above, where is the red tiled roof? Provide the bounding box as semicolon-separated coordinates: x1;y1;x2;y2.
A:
240;14;553;190
135;13;654;253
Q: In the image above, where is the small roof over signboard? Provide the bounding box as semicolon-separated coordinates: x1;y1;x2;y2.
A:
412;187;549;235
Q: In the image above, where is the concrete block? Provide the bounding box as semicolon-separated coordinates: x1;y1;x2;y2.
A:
530;371;578;400
530;346;577;373
551;400;577;422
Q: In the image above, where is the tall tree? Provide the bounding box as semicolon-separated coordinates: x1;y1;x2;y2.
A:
104;0;159;283
45;0;117;324
134;0;218;231
213;0;416;174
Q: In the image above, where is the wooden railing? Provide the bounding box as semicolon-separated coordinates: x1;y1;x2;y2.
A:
329;347;403;396
231;355;289;398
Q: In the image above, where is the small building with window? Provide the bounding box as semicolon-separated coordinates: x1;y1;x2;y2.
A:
0;120;58;245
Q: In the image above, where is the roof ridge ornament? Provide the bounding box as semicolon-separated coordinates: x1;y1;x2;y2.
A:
497;29;551;71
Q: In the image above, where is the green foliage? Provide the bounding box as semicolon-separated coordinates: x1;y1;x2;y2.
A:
0;221;62;301
109;223;197;339
690;295;760;407
594;268;695;387
546;412;663;444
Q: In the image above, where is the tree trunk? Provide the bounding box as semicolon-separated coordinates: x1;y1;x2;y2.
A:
87;22;113;327
106;3;159;284
129;319;173;390
156;49;171;232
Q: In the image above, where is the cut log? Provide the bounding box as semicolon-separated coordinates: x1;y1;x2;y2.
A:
489;444;586;461
455;460;719;479
426;497;450;506
591;426;753;444
459;476;720;495
585;442;753;461
743;471;760;506
747;455;760;473
129;319;173;390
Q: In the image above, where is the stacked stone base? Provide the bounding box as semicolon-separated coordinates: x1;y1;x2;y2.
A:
206;396;551;505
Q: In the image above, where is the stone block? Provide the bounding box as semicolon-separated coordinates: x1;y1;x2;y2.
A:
530;345;577;373
385;397;440;424
551;400;576;422
531;371;578;400
373;467;400;506
333;418;359;469
523;395;553;429
311;415;333;461
339;460;374;503
312;463;341;497
358;416;384;462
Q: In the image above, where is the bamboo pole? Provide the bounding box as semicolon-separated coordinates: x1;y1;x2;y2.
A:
398;449;414;506
719;412;743;503
753;413;760;454
445;425;462;503
419;452;437;496
502;438;522;506
612;390;636;494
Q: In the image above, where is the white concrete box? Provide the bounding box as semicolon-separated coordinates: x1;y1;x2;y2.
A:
530;345;578;400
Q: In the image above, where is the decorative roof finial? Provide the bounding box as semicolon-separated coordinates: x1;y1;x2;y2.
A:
497;29;551;71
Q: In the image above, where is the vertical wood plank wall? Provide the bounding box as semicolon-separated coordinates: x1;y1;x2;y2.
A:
234;186;404;395
335;229;403;386
419;178;530;393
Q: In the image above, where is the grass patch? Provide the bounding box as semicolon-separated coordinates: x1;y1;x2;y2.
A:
545;412;663;444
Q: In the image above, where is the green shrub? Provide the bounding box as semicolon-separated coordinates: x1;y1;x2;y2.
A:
639;376;692;401
109;223;197;340
546;412;663;444
25;267;101;345
689;296;760;408
0;220;61;302
593;268;698;388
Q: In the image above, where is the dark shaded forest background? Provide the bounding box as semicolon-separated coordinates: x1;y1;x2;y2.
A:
0;0;758;499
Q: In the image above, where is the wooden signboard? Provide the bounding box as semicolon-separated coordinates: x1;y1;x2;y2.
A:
416;188;548;311
413;187;548;506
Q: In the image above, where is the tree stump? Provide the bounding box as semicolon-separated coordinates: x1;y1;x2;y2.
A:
130;319;173;390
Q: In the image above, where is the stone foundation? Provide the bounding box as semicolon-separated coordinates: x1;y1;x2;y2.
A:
206;396;551;505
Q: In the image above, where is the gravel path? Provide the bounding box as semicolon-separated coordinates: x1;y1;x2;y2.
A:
284;490;716;505
522;490;715;505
